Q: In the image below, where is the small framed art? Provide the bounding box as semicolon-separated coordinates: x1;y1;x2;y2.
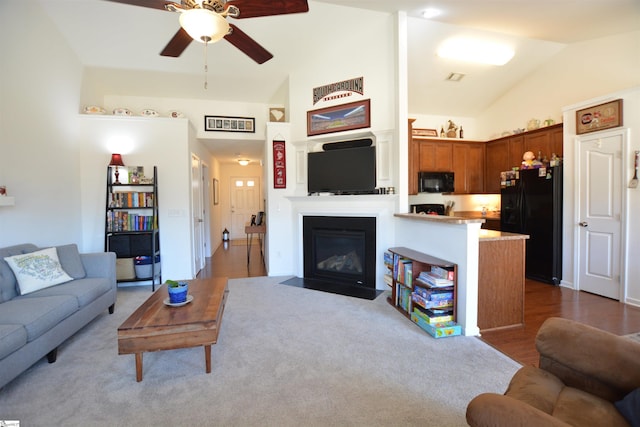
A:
205;116;255;133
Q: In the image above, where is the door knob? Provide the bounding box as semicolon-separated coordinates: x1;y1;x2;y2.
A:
579;221;588;227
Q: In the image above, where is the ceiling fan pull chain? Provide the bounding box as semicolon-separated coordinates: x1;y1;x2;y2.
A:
203;42;208;90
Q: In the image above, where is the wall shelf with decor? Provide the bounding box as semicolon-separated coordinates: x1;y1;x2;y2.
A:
387;247;461;338
104;166;161;290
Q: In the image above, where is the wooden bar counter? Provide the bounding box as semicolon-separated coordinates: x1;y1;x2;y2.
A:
478;230;529;332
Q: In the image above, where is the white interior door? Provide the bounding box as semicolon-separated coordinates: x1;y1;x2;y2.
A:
191;154;204;275
230;176;260;239
577;131;624;299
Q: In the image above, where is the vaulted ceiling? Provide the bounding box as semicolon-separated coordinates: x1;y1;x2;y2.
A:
37;0;640;162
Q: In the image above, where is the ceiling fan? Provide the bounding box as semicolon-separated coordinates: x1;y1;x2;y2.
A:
105;0;309;64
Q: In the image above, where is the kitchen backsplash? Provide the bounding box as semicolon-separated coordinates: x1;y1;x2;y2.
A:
408;193;501;213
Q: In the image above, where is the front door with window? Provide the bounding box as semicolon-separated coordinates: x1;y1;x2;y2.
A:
230;176;260;239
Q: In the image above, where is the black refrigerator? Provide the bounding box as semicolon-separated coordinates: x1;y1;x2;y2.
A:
500;165;562;285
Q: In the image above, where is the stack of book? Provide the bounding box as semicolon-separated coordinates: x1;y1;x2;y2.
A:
416;266;454;288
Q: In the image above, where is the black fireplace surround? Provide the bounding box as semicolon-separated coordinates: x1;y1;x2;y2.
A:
296;215;379;300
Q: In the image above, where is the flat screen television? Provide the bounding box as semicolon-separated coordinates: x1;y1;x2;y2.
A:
307;145;376;194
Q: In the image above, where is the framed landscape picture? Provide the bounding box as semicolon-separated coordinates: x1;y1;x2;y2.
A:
307;99;370;136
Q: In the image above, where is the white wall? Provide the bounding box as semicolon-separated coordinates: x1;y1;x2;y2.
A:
78;116;196;281
476;31;640;140
0;1;84;248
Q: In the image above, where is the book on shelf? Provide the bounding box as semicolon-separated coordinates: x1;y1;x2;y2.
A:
413;285;453;301
383;273;393;287
431;265;455;281
106;211;154;232
397;285;411;313
395;259;412;284
108;192;154;208
416;271;453;288
384;251;393;268
413;306;454;324
412;293;453;310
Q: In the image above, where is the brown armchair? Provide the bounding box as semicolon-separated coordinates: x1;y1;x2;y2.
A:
466;317;640;427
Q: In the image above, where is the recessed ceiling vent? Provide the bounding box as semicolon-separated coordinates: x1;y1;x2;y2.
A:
446;72;465;82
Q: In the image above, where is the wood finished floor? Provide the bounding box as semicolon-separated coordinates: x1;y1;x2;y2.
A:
198;243;640;367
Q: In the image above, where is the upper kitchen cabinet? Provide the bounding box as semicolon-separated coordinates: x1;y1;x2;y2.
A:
453;141;485;194
523;123;563;162
484;124;563;193
485;138;510;194
418;140;454;172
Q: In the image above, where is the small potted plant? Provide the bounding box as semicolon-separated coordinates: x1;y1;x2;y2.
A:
166;280;188;304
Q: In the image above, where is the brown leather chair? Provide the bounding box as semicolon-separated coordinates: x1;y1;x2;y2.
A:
466;317;640;427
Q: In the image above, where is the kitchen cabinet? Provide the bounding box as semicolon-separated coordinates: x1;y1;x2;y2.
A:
485;139;510;194
523;123;563;162
408;119;418;195
408;120;563;195
484;124;563;193
453;142;485;194
418;140;453;172
478;230;528;331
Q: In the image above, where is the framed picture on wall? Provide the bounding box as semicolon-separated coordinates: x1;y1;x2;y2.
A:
307;99;370;136
213;178;219;205
205;116;255;133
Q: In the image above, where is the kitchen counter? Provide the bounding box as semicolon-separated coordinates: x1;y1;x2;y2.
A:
479;229;529;241
454;210;500;220
394;213;484;224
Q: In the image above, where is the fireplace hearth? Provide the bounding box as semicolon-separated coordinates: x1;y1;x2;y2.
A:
286;215;380;300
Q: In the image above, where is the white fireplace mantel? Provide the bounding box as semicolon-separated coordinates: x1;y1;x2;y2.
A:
287;194;399;290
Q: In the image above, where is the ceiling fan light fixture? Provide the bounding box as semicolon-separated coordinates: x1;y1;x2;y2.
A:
179;8;230;44
237;159;250;166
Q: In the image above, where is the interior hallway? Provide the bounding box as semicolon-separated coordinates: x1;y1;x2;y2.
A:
199;242;640;367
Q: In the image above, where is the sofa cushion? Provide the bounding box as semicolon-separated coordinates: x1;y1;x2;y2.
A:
0;243;39;302
506;365;629;427
21;277;112;308
0;295;78;341
506;366;565;414
553;387;630;427
4;247;73;295
0;324;27;360
615;388;640;427
54;244;86;279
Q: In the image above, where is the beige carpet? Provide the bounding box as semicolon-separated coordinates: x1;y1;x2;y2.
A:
0;276;521;426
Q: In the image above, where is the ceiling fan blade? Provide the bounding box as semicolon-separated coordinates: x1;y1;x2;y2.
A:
160;28;193;57
226;0;309;19
225;24;273;64
102;0;171;11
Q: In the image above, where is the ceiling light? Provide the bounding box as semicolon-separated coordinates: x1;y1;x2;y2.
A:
237;159;250;166
422;8;441;19
179;8;230;44
437;38;514;66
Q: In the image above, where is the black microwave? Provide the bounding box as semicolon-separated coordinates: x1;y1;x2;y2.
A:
418;172;454;193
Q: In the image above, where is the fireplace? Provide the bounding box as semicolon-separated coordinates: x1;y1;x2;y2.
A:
297;215;378;299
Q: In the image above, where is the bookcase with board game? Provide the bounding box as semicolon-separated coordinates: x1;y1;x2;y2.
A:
386;247;460;338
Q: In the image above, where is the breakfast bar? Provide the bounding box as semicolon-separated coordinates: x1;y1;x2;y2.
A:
393;213;528;335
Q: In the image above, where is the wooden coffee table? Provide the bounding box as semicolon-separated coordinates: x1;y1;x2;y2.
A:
117;277;228;382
